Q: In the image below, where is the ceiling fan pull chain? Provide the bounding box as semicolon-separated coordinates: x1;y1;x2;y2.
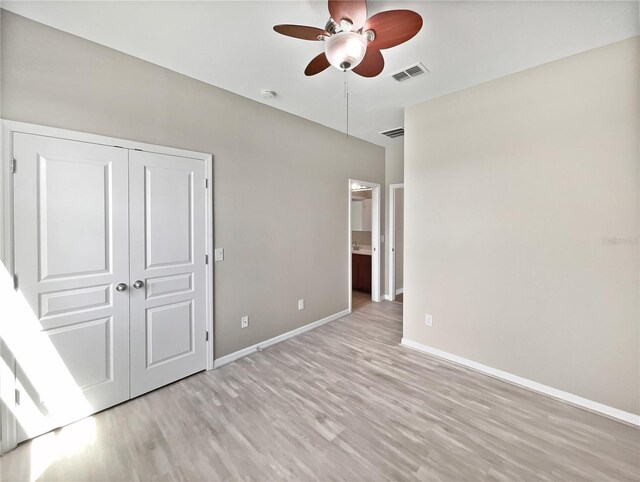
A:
345;70;350;138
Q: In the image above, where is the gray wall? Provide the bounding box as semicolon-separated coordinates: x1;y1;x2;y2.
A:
0;10;385;358
404;37;639;414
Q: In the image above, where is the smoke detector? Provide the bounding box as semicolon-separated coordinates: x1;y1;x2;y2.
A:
260;90;277;99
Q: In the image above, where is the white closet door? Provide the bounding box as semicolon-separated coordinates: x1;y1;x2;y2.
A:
128;150;207;397
13;133;130;442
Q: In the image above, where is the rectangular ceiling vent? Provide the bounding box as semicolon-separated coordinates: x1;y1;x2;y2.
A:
380;127;404;139
390;62;429;82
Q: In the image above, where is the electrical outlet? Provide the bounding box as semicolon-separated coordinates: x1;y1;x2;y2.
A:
241;315;249;328
298;299;304;311
425;314;433;327
214;248;224;262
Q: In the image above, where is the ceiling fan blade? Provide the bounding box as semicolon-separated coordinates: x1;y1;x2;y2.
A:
352;47;384;78
328;0;367;29
305;52;331;76
273;24;328;41
363;10;423;50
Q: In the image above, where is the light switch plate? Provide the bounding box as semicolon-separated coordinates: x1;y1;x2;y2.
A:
214;248;224;262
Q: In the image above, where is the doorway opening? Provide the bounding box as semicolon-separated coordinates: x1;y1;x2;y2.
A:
388;183;404;303
348;179;381;312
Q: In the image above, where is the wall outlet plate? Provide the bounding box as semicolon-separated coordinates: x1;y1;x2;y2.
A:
214;248;224;262
298;299;304;311
425;314;433;327
241;315;249;328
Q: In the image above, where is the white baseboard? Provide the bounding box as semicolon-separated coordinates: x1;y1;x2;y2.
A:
214;309;350;369
395;287;404;295
401;338;640;427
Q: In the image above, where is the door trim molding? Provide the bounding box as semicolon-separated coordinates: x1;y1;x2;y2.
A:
1;121;18;454
205;153;214;371
387;183;404;301
1;122;15;277
0;120;215;453
348;179;382;311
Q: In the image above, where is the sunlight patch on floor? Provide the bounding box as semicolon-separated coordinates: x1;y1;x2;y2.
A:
28;417;97;481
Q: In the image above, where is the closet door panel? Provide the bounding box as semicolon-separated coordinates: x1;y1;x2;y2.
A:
12;133;130;442
129;150;207;398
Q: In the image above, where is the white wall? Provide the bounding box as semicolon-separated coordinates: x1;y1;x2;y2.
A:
384;143;404;298
0;10;385;359
404;37;639;414
394;188;404;292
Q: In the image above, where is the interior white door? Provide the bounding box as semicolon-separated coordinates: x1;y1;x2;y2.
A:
128;150;207;397
13;133;130;442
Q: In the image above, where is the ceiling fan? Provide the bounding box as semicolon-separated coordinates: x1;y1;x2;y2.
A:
273;0;423;78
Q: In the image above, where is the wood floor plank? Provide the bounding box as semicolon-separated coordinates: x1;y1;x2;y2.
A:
2;296;638;481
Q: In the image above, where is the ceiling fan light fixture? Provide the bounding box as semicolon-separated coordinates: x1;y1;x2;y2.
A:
273;1;423;78
324;31;367;71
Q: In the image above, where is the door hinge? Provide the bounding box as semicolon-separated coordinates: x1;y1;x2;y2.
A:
11;158;16;174
204;178;208;189
205;331;209;341
15;389;20;406
205;254;209;265
12;273;18;289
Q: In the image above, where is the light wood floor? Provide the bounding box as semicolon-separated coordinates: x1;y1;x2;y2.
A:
352;290;373;311
2;298;639;481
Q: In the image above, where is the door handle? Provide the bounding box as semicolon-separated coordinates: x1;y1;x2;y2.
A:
115;283;128;292
133;280;144;289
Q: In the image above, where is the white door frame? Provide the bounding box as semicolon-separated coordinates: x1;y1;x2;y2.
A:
388;183;404;302
0;120;215;454
348;179;381;312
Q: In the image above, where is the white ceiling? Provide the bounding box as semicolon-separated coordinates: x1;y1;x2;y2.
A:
3;1;638;147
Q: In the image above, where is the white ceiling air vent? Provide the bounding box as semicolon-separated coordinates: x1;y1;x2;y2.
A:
380;127;404;139
390;62;429;82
